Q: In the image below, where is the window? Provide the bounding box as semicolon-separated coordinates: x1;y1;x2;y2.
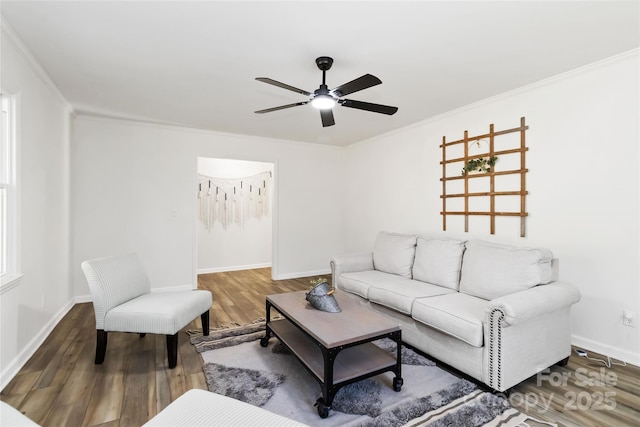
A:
0;92;20;290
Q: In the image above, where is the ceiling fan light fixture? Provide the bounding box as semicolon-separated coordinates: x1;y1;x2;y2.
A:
311;94;336;110
255;56;397;126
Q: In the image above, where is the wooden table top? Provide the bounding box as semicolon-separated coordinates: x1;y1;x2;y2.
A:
267;290;400;348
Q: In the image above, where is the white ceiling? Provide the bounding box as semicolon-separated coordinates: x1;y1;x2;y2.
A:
1;1;638;146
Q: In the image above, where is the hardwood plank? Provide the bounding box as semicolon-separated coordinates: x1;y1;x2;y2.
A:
119;350;152;427
52;335;98;407
1;371;40;399
18;385;61;423
34;327;82;390
92;421;119;427
180;329;203;378
153;335;172;416
44;402;87;427
167;366;187;403
81;333;129;426
187;373;207;391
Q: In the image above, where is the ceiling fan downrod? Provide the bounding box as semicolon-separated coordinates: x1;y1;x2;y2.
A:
315;56;334;86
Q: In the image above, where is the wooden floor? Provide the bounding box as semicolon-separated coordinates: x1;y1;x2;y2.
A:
1;268;638;426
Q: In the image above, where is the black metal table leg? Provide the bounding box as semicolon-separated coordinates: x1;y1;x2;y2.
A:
393;330;403;391
317;346;339;418
260;300;273;347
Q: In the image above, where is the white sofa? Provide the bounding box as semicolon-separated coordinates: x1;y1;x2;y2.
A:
330;231;581;392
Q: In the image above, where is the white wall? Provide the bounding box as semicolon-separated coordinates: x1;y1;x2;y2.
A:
0;23;73;388
197;158;273;273
343;50;640;364
71;117;345;297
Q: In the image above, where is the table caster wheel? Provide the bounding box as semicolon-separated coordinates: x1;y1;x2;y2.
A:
393;377;403;392
315;398;329;418
259;337;269;347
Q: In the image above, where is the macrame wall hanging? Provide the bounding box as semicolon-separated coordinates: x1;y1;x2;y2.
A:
197;171;272;230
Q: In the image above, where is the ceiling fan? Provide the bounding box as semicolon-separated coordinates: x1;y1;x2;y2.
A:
255;56;398;127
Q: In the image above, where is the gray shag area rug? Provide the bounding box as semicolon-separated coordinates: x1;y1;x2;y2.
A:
193;321;541;427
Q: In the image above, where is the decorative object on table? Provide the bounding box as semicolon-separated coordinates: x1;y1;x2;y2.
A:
305;278;341;313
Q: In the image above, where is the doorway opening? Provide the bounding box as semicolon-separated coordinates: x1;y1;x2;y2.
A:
195;157;275;277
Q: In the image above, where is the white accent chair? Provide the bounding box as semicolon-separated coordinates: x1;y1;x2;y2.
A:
81;253;212;369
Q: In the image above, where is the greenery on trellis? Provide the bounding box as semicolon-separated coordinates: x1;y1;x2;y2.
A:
461;156;498;176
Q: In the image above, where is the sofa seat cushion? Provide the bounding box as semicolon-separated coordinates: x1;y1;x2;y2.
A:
373;231;417;278
368;280;456;315
337;270;398;299
412;293;488;347
460;240;554;301
412;237;465;290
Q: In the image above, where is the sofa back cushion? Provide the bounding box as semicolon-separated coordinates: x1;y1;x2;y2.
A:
412;237;465;290
460;240;554;300
373;231;417;278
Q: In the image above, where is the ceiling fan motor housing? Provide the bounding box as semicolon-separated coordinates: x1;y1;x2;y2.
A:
314;84;331;97
315;56;334;71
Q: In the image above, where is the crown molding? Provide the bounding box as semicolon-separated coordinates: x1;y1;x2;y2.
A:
1;16;75;115
353;48;639;148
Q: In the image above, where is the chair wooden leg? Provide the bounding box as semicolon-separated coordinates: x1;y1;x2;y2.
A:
96;330;107;364
201;310;210;336
167;333;178;369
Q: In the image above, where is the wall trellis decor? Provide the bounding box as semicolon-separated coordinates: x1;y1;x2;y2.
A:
440;117;529;237
197;171;271;230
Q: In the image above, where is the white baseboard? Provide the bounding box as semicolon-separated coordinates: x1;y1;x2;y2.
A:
274;268;331;281
572;334;640;367
197;263;272;275
197;264;330;281
1;299;76;391
74;294;92;304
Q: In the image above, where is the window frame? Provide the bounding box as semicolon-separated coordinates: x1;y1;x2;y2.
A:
0;92;22;292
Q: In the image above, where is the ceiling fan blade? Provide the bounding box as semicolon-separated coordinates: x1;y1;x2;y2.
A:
339;99;398;115
255;101;308;114
330;74;382;97
255;77;311;96
320;109;335;127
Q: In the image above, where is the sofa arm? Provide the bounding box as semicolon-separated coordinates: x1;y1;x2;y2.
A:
330;252;374;287
487;281;581;326
484;281;581;391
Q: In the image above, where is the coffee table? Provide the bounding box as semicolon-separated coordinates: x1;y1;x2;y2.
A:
260;290;403;418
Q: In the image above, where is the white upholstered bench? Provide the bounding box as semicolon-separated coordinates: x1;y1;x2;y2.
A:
143;389;309;426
